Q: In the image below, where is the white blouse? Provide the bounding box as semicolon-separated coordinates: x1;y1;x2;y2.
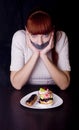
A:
10;30;71;85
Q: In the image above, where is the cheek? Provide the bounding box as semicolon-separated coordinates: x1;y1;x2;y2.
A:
29;36;38;43
43;36;50;43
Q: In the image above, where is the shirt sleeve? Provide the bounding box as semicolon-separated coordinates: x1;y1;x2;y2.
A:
57;31;71;71
10;30;25;71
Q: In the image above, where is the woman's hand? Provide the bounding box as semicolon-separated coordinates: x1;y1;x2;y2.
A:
40;33;54;57
26;30;40;56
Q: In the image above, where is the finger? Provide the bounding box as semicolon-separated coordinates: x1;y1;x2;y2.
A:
49;36;54;49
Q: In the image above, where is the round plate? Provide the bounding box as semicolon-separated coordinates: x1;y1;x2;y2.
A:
20;91;63;109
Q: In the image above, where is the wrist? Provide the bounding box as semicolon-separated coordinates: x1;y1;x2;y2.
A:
33;51;40;58
40;53;47;60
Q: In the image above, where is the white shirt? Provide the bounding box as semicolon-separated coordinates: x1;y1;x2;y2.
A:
10;30;71;85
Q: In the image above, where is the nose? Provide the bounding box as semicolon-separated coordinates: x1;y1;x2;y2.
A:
37;35;43;45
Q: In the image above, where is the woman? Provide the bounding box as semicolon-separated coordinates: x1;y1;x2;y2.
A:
10;10;71;90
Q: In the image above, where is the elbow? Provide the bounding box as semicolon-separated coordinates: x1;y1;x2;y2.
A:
11;82;22;90
59;78;70;91
10;78;23;90
59;83;70;90
13;85;22;90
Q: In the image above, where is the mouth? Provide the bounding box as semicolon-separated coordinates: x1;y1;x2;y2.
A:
30;40;49;49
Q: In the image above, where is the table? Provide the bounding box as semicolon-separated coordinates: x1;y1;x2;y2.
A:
0;84;77;130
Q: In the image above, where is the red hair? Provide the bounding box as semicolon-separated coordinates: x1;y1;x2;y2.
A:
26;10;54;34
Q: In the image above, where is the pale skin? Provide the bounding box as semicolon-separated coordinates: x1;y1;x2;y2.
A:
10;30;70;90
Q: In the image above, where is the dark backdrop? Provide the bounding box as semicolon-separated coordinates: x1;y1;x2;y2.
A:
0;0;78;89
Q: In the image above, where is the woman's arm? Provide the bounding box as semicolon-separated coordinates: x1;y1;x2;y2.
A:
10;30;40;90
40;31;70;90
40;54;70;90
10;52;39;90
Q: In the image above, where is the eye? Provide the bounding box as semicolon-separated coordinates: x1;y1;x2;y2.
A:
44;34;50;38
31;34;37;38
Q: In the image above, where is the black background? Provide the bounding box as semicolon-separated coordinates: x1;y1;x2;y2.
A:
0;0;78;89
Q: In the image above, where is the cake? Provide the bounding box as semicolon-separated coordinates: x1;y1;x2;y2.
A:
38;87;53;105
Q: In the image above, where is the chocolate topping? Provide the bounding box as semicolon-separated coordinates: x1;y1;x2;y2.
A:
26;94;37;103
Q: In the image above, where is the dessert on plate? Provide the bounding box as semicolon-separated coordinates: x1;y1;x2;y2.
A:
38;87;53;105
25;87;53;107
26;94;38;106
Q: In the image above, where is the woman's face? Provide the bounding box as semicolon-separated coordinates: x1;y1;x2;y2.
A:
28;31;53;49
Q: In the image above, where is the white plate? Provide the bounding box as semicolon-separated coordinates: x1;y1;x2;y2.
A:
20;91;63;109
